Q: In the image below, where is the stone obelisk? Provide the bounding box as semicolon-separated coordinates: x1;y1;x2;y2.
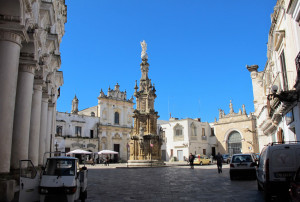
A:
128;40;163;167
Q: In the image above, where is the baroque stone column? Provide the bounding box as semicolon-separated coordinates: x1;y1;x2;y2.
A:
11;64;36;169
46;103;54;155
0;31;23;173
38;93;49;165
28;81;43;166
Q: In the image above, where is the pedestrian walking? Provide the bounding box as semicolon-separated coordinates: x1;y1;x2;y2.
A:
189;153;195;169
216;152;223;173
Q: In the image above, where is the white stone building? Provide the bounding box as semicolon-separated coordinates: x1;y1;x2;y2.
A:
247;0;300;151
159;118;216;161
55;83;134;161
0;0;66;200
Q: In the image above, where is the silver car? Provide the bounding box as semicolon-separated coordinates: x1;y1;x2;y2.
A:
229;154;257;180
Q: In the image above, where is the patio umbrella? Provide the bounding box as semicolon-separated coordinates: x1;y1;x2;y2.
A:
67;149;92;155
98;150;118;154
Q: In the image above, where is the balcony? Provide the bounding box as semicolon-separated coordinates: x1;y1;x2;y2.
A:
201;136;207;141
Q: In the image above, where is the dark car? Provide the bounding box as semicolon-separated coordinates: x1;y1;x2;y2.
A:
230;153;257;180
289;167;300;202
222;154;231;164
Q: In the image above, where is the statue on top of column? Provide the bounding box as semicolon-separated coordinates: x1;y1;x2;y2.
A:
141;40;148;60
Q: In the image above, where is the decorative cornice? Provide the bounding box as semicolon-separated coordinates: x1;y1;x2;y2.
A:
0;31;23;46
19;64;36;74
33;84;43;92
0;14;21;23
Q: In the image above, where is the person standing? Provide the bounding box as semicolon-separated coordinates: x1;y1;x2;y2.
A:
216;152;223;173
106;156;110;166
189;153;195;169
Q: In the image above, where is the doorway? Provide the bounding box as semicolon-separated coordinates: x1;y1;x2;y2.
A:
177;150;183;161
114;144;120;163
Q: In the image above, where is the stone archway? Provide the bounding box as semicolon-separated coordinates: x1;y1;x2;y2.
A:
227;131;242;156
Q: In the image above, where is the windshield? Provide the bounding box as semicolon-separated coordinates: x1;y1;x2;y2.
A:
44;159;75;176
232;155;252;163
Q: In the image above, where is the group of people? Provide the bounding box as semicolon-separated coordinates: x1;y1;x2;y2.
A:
188;152;224;173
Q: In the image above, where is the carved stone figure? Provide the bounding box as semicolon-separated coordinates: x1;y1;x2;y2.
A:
140;40;148;60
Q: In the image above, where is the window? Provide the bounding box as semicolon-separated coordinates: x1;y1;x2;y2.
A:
75;126;81;137
285;109;294;125
227;131;242;156
202;128;205;136
114;112;119;124
56;126;62;136
176;129;182;136
191;123;197;136
173;124;184;141
277;128;284;143
90;130;94;138
211;128;215;136
280;50;288;91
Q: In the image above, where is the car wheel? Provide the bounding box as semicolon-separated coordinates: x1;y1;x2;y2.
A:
264;190;271;202
209;161;211;164
257;181;263;191
200;162;203;166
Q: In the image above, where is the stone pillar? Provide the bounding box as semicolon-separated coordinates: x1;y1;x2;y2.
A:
11;64;36;169
38;93;49;165
45;103;54;154
0;31;23;173
28;81;43;166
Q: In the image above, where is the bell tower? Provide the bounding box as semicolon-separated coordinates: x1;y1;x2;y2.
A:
129;40;163;166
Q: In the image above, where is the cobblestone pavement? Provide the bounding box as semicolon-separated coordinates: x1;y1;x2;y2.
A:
85;163;265;202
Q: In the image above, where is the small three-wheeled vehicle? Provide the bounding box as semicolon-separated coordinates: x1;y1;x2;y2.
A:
19;154;88;202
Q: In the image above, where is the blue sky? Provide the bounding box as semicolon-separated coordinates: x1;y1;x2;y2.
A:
57;0;277;123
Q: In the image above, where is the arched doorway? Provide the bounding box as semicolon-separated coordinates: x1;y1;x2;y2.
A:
227;131;242;156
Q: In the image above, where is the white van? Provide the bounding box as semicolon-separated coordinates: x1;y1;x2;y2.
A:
256;142;300;200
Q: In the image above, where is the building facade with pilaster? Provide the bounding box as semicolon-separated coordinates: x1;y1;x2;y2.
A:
211;101;259;156
159;118;216;162
247;0;300;151
0;0;66;200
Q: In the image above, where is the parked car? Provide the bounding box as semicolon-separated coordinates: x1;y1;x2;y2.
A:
194;155;211;165
256;142;300;201
289;166;300;202
222;154;231;164
229;153;256;180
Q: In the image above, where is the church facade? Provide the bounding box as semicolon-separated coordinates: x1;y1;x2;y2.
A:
55;83;134;161
211;101;259;156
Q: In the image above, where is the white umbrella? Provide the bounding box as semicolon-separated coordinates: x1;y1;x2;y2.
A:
98;150;118;154
67;149;92;155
